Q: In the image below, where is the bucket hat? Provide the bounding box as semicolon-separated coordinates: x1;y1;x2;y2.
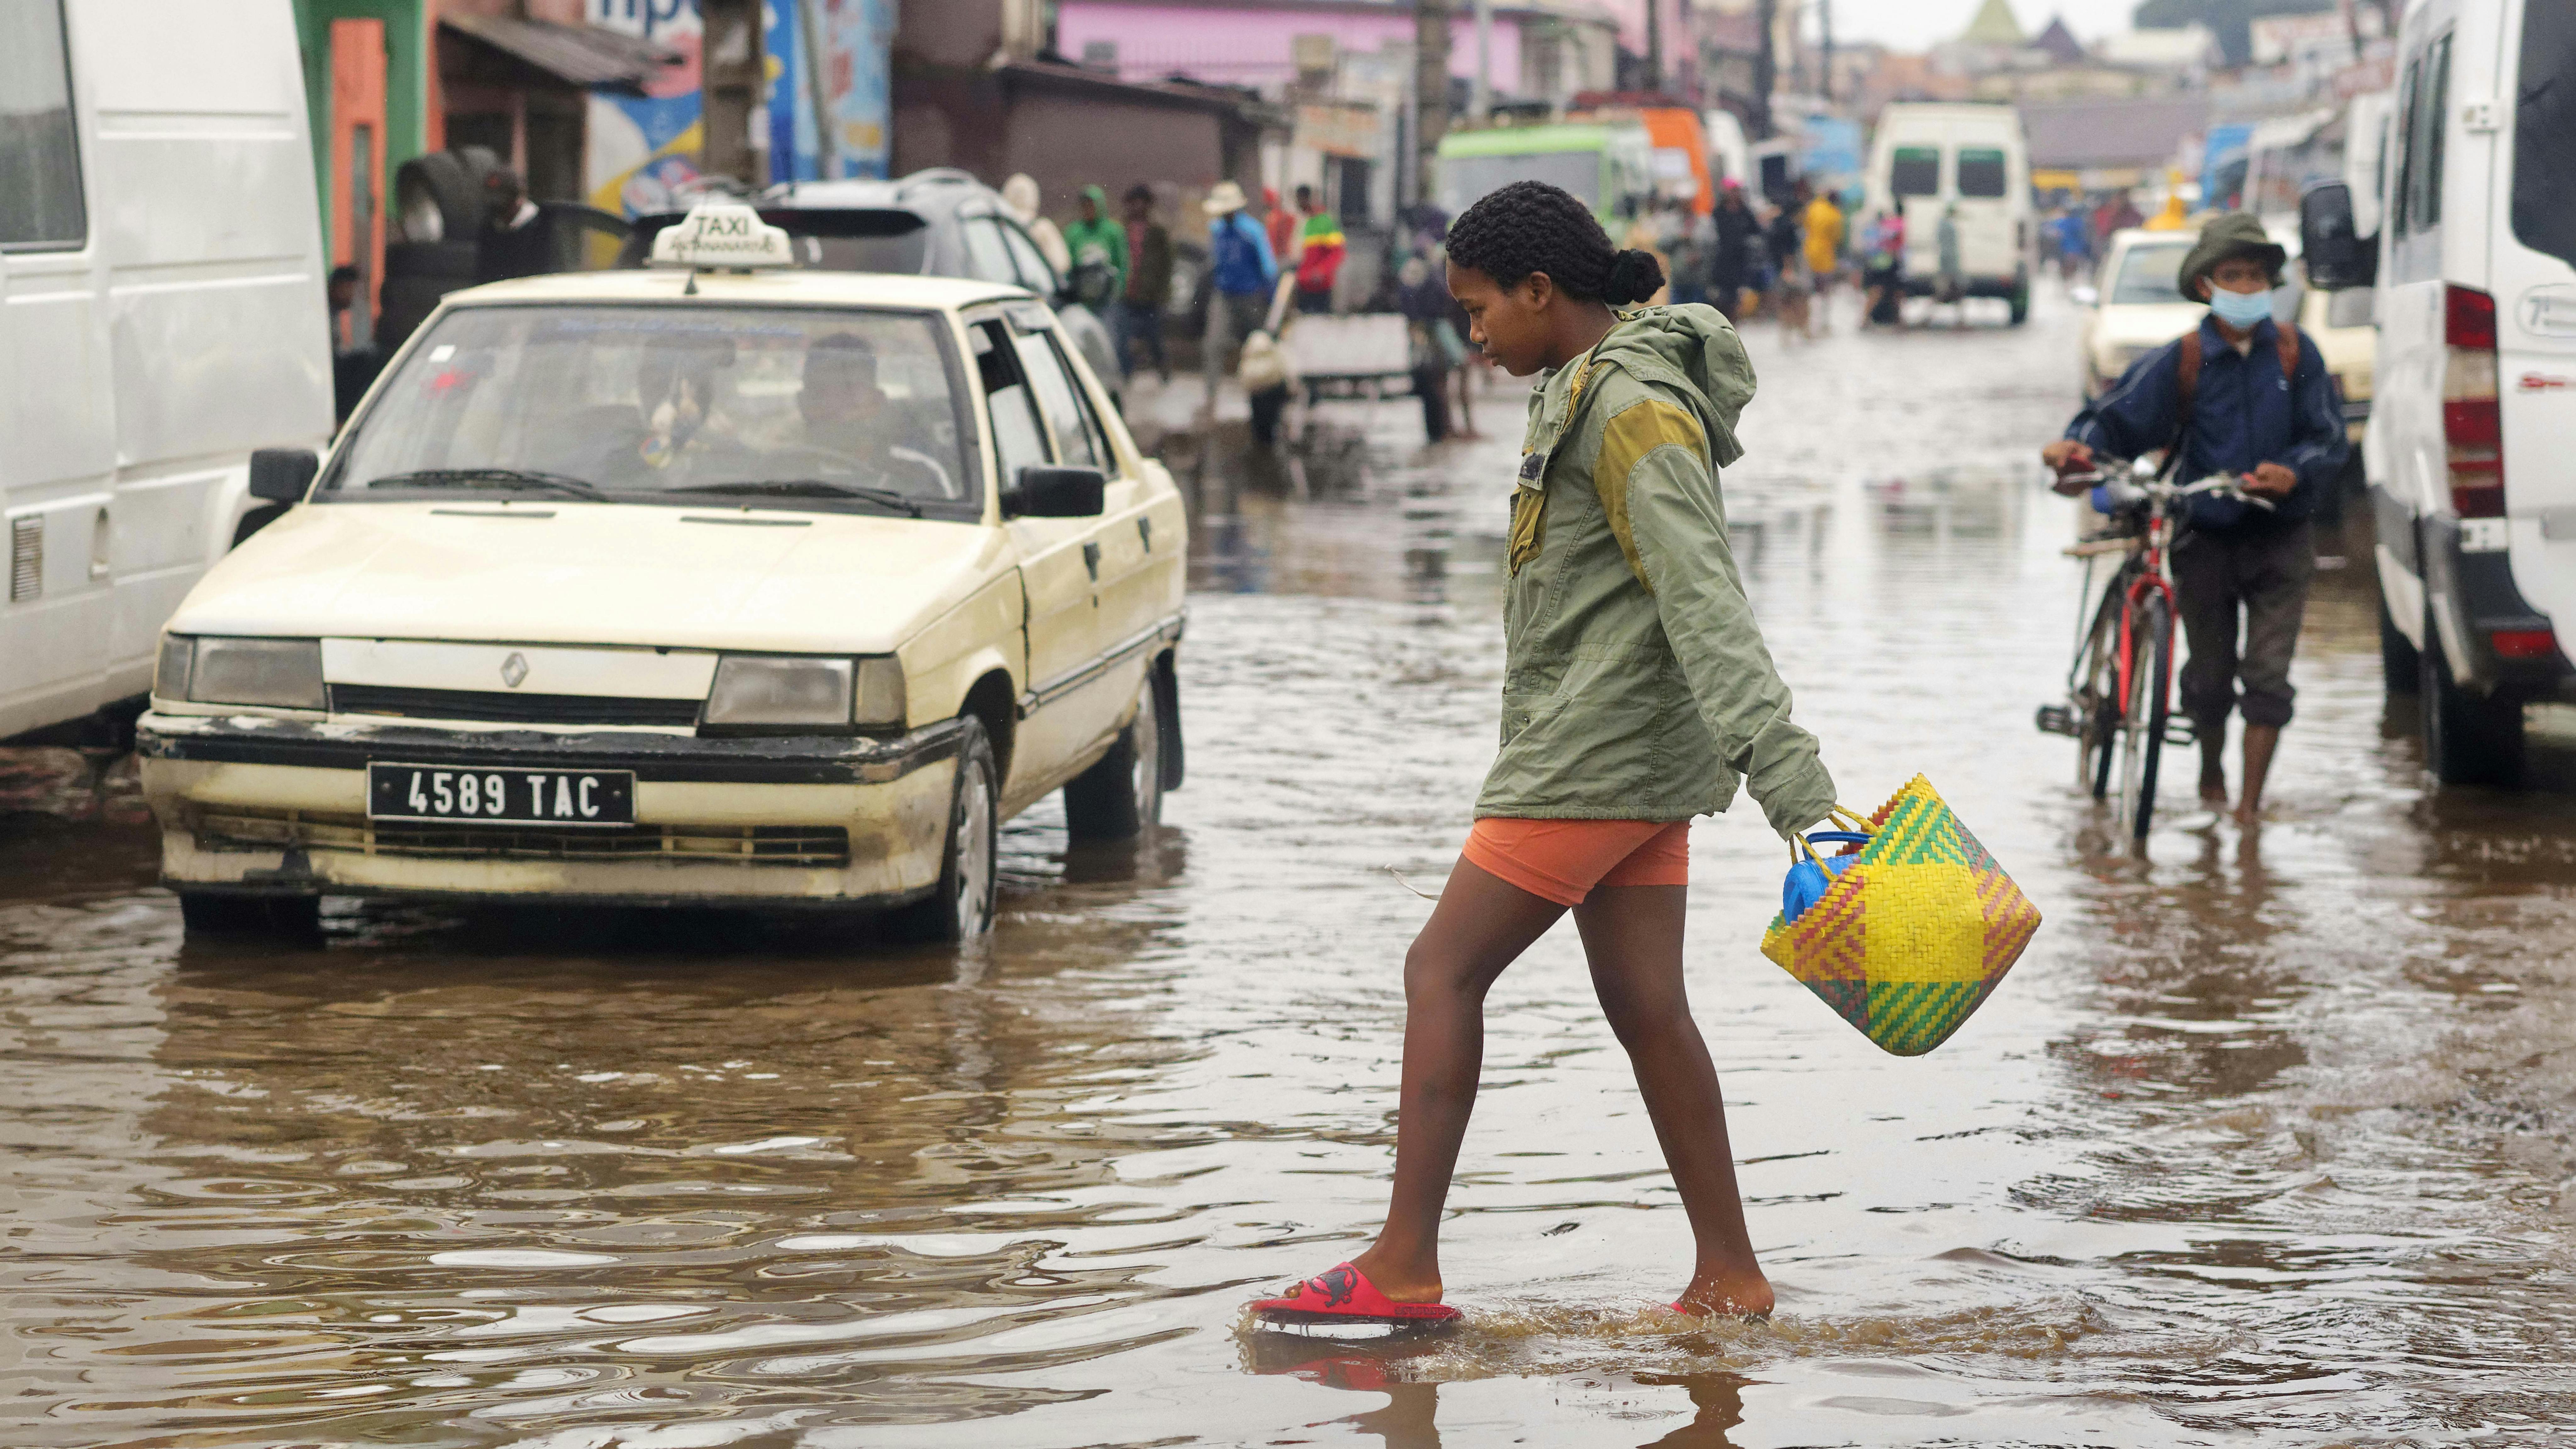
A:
1203;180;1248;216
2177;211;2286;301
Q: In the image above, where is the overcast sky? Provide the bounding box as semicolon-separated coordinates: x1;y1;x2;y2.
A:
1812;0;2146;52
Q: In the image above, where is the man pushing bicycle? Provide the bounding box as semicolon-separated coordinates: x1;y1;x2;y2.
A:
2041;213;2348;825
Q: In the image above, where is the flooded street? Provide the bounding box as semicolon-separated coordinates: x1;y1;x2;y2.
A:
12;291;2576;1446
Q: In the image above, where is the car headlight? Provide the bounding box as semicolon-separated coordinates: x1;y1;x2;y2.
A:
703;655;905;731
160;635;326;710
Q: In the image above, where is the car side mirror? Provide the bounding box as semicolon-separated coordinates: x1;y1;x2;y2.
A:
2299;181;2376;291
1006;465;1105;518
248;448;319;503
2070;284;2098;307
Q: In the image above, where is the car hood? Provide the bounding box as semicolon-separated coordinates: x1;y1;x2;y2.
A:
2092;303;2205;354
175;501;1006;654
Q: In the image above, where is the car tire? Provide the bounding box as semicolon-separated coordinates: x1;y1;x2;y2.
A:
2419;612;2523;786
178;892;320;938
2379;592;2420;695
1063;669;1163;841
394;151;481;243
2007;272;2031;326
889;718;999;943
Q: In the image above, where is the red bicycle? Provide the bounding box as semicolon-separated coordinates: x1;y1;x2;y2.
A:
2036;456;2273;844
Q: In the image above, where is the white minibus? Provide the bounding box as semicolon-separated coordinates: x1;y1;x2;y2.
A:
1862;103;2034;324
1;0;333;747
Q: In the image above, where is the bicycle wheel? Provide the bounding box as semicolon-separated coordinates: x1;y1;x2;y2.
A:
2115;591;2174;843
2074;581;2125;799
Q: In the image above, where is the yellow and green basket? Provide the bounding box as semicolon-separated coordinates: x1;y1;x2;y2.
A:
1759;776;2041;1056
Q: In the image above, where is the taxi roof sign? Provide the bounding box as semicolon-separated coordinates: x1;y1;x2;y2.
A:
649;200;795;270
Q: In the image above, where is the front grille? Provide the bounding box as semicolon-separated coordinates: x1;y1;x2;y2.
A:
330;684;702;727
194;807;848;866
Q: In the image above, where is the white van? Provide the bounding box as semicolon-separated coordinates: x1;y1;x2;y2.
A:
2304;0;2576;785
1863;103;2034;324
0;0;333;747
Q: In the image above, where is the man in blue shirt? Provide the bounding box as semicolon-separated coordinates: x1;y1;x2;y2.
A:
1201;180;1278;408
2041;213;2348;825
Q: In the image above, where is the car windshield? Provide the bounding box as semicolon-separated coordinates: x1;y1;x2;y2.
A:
2110;241;2192;304
1441;149;1601;214
2513;0;2576;272
322;305;976;518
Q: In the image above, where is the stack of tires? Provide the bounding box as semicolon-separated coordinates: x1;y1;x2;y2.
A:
379;146;504;353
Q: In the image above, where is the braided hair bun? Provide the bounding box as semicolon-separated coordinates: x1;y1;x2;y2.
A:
1603;248;1666;306
1448;180;1663;305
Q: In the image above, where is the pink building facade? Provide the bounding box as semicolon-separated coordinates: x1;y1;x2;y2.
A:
1054;1;1527;93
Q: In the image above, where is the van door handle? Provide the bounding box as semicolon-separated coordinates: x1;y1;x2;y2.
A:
89;506;111;582
1082;541;1102;580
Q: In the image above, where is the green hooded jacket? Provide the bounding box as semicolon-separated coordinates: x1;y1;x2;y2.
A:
1477;303;1836;837
1059;185;1129;304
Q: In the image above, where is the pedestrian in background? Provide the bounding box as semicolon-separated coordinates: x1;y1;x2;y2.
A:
2041;213;2347;824
1116;184;1173;384
1061;184;1129;315
474;169;547;284
1292;184;1345;314
1765;188;1803;320
1934;203;1965;325
1709;182;1756;321
1861;209;1905;327
1667;198;1711;309
1802;185;1844;331
1001;174;1069;276
1200;180;1277;408
1263;187;1297;271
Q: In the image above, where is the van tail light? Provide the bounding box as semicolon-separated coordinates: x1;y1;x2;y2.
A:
2443;284;2504;519
2491;628;2559;660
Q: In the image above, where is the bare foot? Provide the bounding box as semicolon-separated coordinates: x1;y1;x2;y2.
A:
2199;777;2228;808
1673;1263;1774;1321
1344;1247;1444;1304
2233;799;2264;826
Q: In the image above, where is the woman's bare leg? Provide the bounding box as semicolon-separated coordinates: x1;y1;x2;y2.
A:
1346;858;1566;1302
1572;884;1774;1317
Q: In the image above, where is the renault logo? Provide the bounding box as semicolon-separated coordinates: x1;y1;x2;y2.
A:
499;652;530;689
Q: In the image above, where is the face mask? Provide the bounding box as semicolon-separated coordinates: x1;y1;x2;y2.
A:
2208;285;2274;327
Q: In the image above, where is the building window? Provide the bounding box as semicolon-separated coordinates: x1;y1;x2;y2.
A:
0;0;86;250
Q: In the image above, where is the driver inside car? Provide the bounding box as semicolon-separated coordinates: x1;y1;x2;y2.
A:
798;332;947;493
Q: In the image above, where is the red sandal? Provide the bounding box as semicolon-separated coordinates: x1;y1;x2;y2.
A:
1250;1263;1463;1333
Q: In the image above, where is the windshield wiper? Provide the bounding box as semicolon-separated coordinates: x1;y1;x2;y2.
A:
364;468;612;501
662;479;924;517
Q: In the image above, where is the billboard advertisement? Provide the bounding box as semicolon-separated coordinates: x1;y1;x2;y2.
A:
582;0;891;216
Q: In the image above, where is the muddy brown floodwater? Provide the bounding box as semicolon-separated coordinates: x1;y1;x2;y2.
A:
9;293;2576;1448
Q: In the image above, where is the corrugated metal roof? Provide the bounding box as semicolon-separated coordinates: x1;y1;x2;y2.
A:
440;13;681;91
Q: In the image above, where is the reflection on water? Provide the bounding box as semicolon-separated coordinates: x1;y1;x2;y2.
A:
10;308;2576;1445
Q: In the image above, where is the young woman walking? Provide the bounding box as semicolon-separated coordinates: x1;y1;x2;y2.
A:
1250;181;1840;1330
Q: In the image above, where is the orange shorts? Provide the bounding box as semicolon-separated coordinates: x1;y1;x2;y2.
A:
1461;818;1691;906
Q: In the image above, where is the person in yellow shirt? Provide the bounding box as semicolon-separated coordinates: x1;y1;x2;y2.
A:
1802;186;1846;332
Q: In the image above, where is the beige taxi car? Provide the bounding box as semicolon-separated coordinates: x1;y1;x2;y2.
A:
136;203;1185;942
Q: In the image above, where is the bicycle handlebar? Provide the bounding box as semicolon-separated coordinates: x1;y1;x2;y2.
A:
2056;460;2278;512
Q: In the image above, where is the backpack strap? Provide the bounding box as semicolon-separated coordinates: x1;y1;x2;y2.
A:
2160;330;2203;479
2275;320;2302;384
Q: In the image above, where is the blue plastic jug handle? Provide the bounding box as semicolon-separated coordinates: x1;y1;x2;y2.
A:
1793;831;1872;860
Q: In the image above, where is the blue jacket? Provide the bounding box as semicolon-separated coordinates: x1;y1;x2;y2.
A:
1207;209;1277;298
2065;315;2348;533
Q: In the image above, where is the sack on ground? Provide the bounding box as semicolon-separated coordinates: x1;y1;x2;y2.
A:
1759;775;2040;1056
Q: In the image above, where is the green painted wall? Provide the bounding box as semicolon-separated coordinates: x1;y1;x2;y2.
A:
292;0;430;254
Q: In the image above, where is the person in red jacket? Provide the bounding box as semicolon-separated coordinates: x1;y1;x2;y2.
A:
1292;183;1345;314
